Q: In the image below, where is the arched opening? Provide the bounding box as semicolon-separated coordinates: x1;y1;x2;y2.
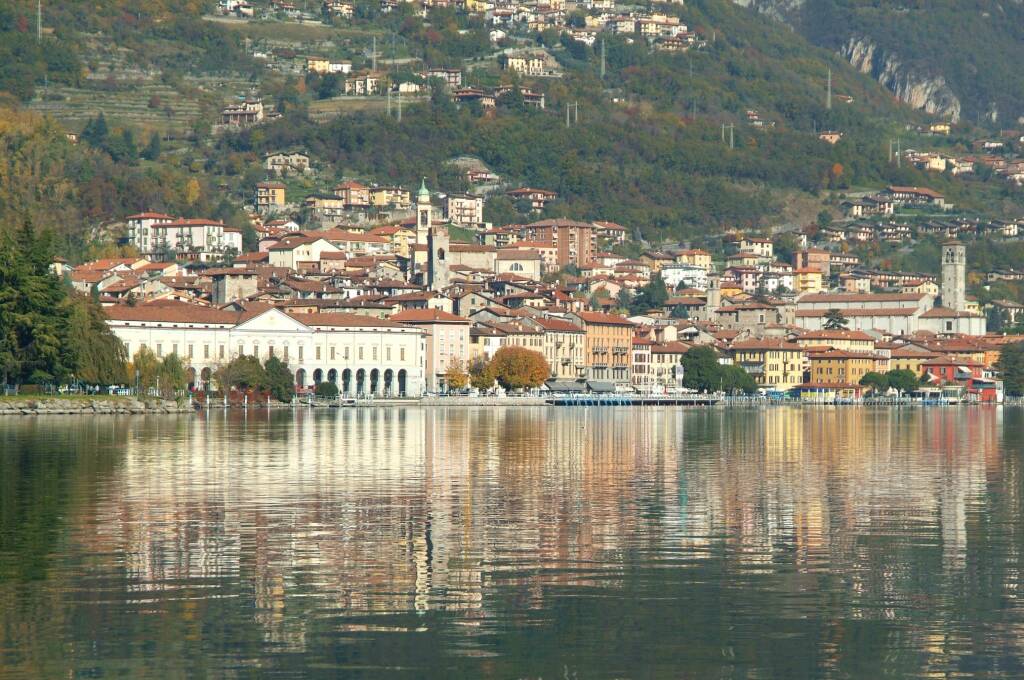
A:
327;368;338;384
370;368;380;395
200;367;212;392
295;368;307;389
313;368;323;385
384;369;394;397
356;368;366;395
342;368;352;396
398;369;407;397
437;247;446;261
187;367;197;391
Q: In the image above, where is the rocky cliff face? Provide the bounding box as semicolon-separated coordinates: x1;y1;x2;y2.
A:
841;37;962;122
731;0;805;22
731;1;963;122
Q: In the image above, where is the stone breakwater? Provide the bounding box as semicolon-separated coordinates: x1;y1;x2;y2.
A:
0;398;193;416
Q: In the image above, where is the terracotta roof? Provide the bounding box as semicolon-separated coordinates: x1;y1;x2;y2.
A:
532;317;583;333
286;312;409;329
391;309;470;323
799;293;926;303
731;339;803;351
575;311;634;326
798;329;875;341
920;307;983;318
651;341;691;354
794;308;919;317
104;301;244;325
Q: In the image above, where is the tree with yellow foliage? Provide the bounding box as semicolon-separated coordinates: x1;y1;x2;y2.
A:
444;359;469;392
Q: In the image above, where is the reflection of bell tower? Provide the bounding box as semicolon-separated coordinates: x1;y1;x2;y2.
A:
941;240;966;312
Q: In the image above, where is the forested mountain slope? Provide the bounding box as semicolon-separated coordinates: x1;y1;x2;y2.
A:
735;0;1024;126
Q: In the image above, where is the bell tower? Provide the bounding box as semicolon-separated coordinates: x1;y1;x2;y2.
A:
428;224;450;291
704;274;721;320
416;178;432;249
941;240;966;312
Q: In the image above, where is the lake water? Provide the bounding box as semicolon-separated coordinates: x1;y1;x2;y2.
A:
2;407;1024;678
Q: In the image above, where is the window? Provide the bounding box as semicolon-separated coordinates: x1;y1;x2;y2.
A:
283;346;289;361
344;347;350;360
316;346;321;361
330;346;336;360
238;344;244;357
219;345;225;360
358;347;363;361
204;345;210;359
400;347;405;362
386;347;391;361
372;347;377;361
156;344;163;357
172;343;178;356
298;346;304;361
187;345;194;359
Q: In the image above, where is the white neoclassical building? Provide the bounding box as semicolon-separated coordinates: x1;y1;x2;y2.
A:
105;302;426;397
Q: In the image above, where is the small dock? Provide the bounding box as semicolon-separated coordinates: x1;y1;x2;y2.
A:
545;394;720;406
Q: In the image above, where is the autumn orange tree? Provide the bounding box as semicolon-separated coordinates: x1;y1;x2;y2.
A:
488;347;550;391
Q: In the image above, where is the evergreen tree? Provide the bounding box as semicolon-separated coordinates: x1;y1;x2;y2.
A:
681;346;722;393
142;131;162;161
823;309;849;330
997;343;1024;396
81;113;109;148
264;355;295;402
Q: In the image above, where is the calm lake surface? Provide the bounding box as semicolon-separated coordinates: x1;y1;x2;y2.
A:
2;407;1024;678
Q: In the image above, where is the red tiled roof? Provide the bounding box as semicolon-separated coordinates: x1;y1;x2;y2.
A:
532;317;583;333
575;311;634;326
286;312;408;329
391;309;470;323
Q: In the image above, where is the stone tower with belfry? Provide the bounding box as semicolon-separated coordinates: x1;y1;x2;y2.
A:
941;239;966;312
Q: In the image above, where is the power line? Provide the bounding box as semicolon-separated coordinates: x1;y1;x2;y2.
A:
826;66;832;110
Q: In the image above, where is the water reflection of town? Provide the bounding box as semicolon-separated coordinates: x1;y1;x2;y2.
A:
81;406;1017;652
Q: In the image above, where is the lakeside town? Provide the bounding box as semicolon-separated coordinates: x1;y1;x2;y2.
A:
40;172;1024;406
10;0;1024;408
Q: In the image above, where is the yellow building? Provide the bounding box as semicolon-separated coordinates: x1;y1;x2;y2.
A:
675;249;712;270
794;268;823;293
795;329;875;353
570;311;634;386
370;186;411;209
731;339;805;390
888;346;941;376
306;56;331;74
532;317;586;380
369;225;417;259
808;350;876;386
255;181;286;213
